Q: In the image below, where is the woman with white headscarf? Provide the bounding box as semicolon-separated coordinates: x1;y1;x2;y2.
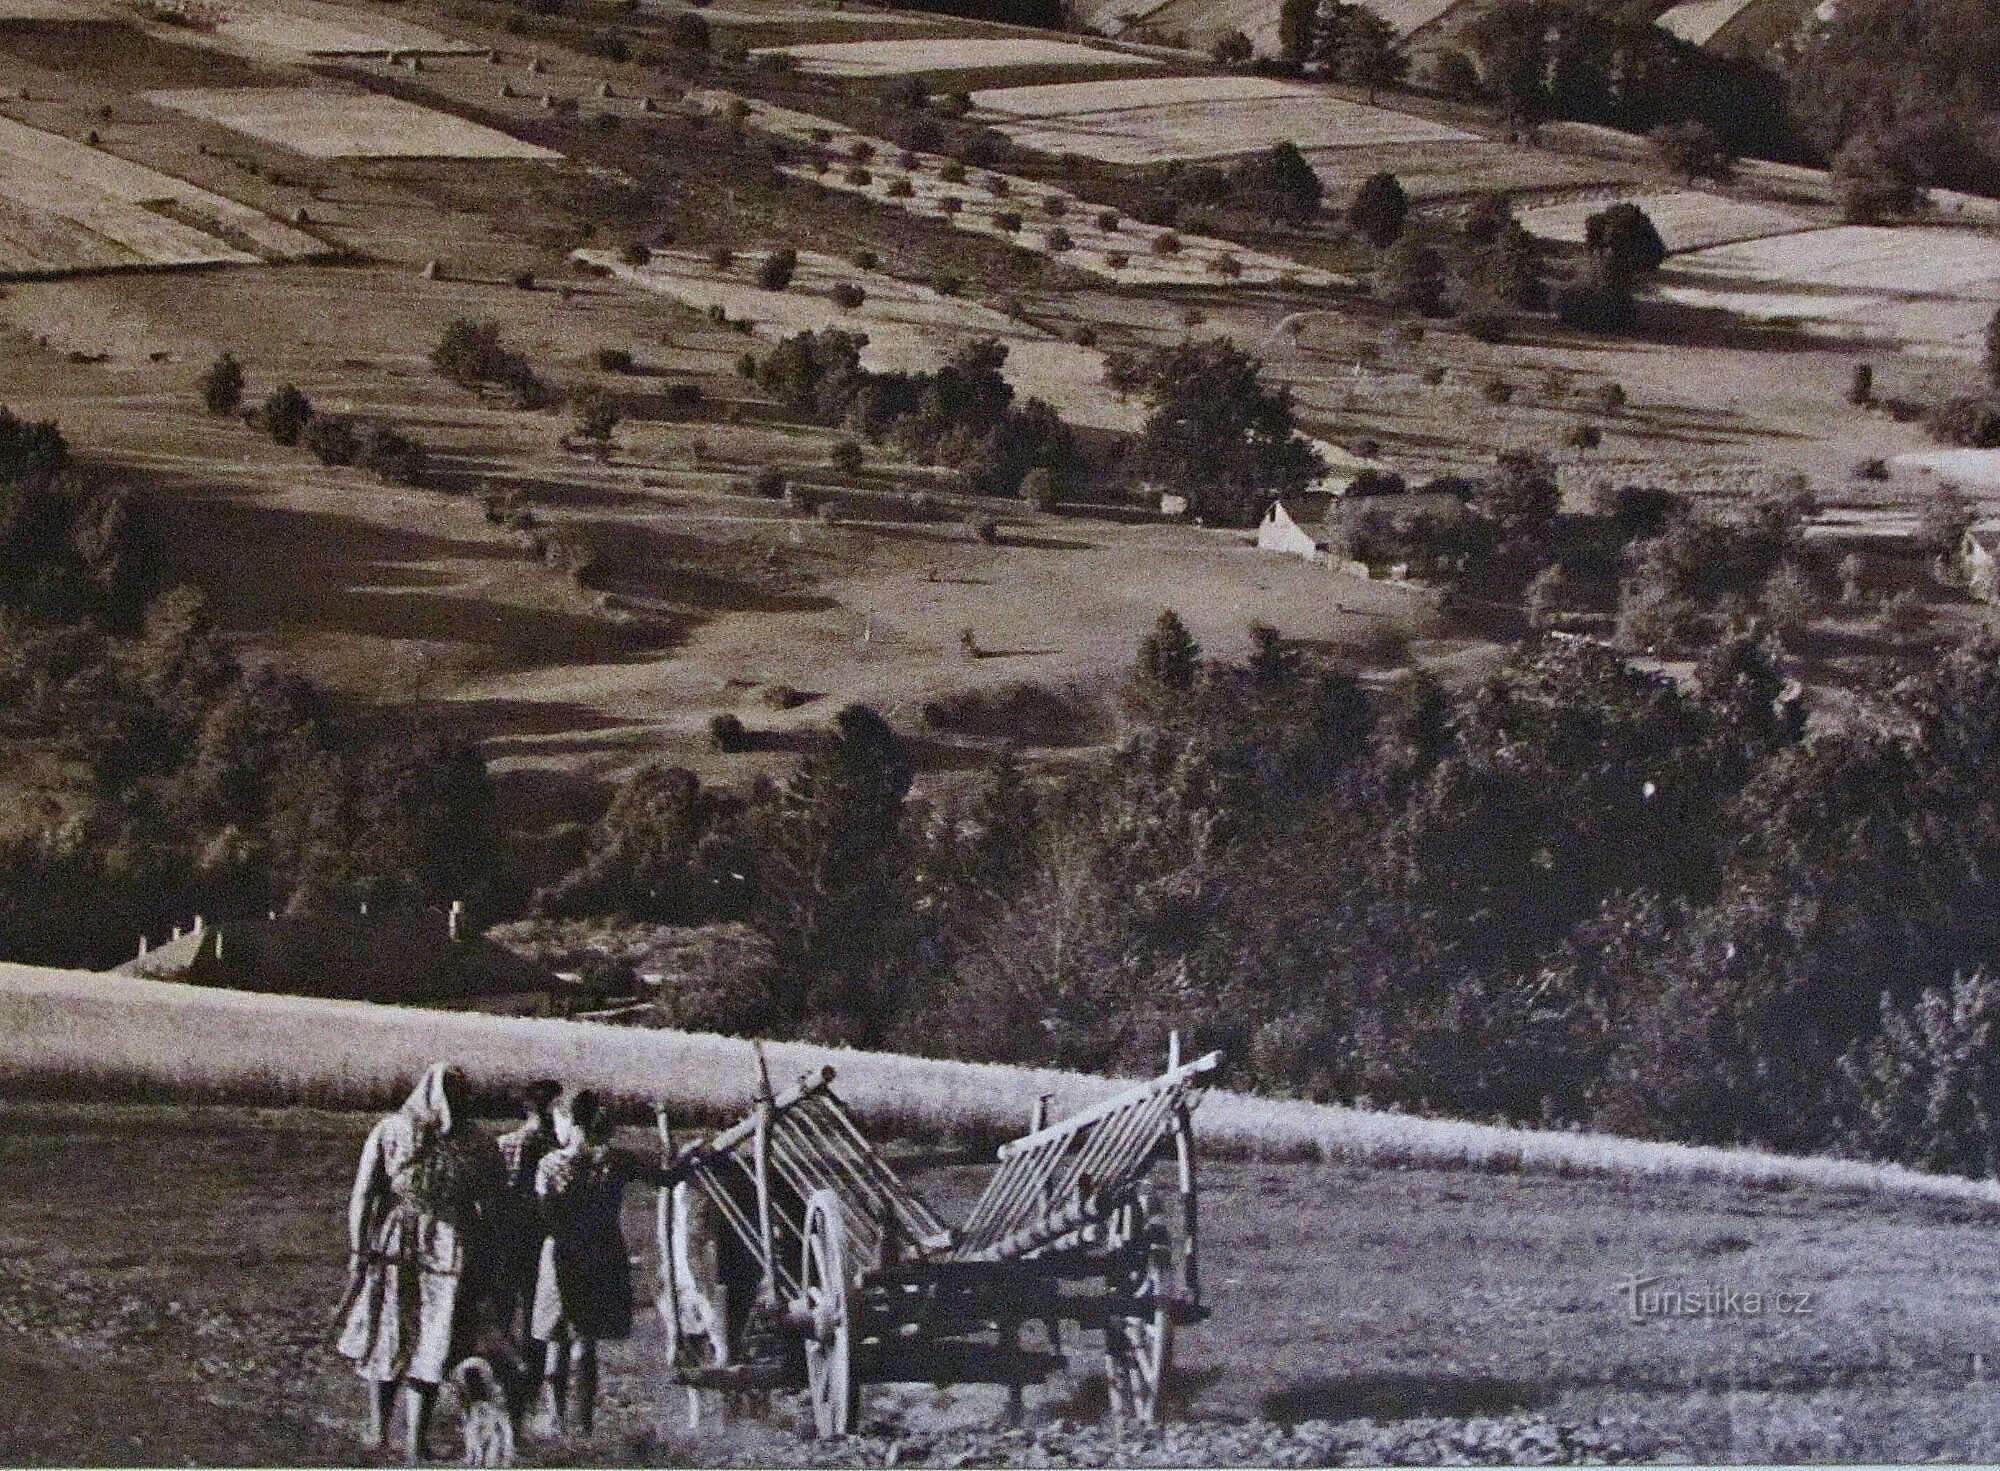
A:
337;1063;504;1461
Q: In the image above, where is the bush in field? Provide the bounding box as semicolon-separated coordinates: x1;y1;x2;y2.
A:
933;271;965;294
595;347;636;373
708;246;735;272
199;352;244;417
1375;234;1445;313
938;160;967;183
669;10;708;51
887;178;914;198
361;426;428;485
994;211;1023;233
852;249;880;270
259;384;312;446
1930;396;2000;448
431;318;546;406
573;388;620;446
1096;209;1120;231
829;440;864;474
983;174;1010;197
830;282;867;309
939;196;964;215
845;165;873;186
1585;203;1667;285
620;240;652;267
1649;119;1736;184
302;415;360;467
1045;227;1074;252
1230;140;1324;224
757;247;798;291
709;711;747;752
754;466;787;499
1349;171;1408;248
1150;231;1183;256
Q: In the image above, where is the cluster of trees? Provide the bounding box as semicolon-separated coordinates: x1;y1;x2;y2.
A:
1444;0;1793;157
1151;142;1327;226
0;413;494;969
545;614;2000;1172
1277;0;1410;98
1787;0;2000;200
750;331;1075;497
1348;179;1667;336
203;355;429;484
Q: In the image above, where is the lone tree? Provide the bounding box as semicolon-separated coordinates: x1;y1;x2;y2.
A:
757;247;799;291
1134;608;1202;702
259;384;312;446
1478;448;1561;531
1229;141;1324;224
200;352;244;417
1585;203;1667;285
1349;171;1408;248
1649;119;1736;184
1985;306;2000;391
1279;0;1323;62
1333;9;1408;103
1116;338;1326;526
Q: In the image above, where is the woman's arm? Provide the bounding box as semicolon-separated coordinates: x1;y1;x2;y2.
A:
348;1120;389;1256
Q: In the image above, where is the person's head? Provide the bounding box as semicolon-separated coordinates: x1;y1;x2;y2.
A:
405;1062;469;1134
522;1079;562;1123
554;1088;603;1147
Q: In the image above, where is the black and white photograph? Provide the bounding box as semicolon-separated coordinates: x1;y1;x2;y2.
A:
4;0;2000;1464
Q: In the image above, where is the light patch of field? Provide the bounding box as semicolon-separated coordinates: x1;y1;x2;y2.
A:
581;247;1145;433
1657;225;2000;359
0;0;104;14
1654;0;1748;43
14;960;2000;1208
690;89;1348;287
747;36;1156;76
1097;0;1460;51
211;0;487;56
143;86;562;160
969;74;1477;163
1893;448;2000;492
0;116;324;273
1517;190;1814;254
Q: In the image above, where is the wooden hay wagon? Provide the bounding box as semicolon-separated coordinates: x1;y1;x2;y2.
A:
653;1039;1219;1437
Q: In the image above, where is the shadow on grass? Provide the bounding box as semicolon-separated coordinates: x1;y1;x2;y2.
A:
1261;1372;1555;1425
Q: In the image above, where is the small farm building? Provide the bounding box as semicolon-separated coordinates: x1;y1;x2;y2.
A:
115;906;559;1013
1257;494;1336;559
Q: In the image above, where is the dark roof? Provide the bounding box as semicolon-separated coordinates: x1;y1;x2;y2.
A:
140;909;554;1005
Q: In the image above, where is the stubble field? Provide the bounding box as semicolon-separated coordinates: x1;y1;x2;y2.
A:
7;1099;2000;1467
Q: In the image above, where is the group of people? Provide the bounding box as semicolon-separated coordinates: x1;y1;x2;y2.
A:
335;1064;668;1461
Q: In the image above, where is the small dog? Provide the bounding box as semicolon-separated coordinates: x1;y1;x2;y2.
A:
449;1357;516;1468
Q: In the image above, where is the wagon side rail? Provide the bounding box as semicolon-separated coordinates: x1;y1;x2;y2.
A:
948;1047;1220;1263
671;1061;954;1302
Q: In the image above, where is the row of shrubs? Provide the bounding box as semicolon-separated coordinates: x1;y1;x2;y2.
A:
199;354;428;484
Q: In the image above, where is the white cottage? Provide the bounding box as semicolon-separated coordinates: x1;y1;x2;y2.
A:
1256;493;1336;560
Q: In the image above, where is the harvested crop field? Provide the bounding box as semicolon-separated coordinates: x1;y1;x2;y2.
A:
0;18;275;87
0;116;321;274
212;0;487;56
745;37;1157;76
1653;0;1749;43
968;74;1479;163
142;86;563;160
1656;225;2000;359
583;248;1145;432
1517;190;1815;254
13;1093;2000;1466
1305;139;1634;202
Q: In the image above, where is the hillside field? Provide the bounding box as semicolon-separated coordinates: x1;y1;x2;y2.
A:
6;1098;2000;1466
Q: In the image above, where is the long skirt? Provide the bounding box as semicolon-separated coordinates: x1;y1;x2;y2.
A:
337;1205;473;1386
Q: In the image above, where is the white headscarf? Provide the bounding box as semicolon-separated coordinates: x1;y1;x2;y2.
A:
401;1063;461;1136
